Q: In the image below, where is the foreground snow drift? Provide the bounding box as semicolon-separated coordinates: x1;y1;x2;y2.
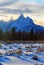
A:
0;43;44;65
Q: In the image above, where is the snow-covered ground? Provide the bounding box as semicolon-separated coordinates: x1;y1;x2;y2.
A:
0;43;44;65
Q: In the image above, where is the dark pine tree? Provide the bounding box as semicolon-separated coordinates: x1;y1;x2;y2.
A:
30;28;34;40
11;27;16;41
0;29;4;40
18;30;21;40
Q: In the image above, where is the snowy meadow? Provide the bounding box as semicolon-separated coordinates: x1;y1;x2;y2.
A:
0;42;44;65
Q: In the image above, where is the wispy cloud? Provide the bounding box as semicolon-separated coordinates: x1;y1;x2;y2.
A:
0;0;44;14
0;0;19;6
0;4;43;15
0;0;44;23
0;14;7;17
0;8;32;14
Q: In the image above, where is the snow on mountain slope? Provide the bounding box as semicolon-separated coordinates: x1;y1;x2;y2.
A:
0;14;44;32
7;15;35;31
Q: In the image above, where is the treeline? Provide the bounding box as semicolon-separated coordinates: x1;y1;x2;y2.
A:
0;27;44;41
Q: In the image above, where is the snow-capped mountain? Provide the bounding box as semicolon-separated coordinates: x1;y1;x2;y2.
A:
7;14;35;31
0;14;44;32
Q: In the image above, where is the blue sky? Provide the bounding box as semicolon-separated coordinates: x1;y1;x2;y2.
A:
0;0;44;26
20;0;44;3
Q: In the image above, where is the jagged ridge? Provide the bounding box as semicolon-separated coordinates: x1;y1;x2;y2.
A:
0;14;44;32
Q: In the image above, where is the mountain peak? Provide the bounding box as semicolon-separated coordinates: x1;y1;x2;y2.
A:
0;15;44;32
26;16;33;21
26;16;34;25
18;14;25;20
9;17;15;23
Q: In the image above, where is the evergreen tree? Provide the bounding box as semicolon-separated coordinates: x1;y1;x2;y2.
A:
30;28;34;40
0;29;4;40
11;27;16;40
4;31;11;41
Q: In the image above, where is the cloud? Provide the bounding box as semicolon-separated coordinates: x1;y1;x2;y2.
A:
0;0;44;15
0;8;32;14
0;0;19;6
0;4;44;15
0;14;8;17
0;0;44;20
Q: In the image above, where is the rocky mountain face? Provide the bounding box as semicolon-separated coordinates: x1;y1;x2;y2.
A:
0;15;44;32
